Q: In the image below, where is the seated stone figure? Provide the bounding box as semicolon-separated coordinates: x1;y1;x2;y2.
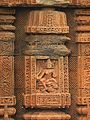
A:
36;0;70;5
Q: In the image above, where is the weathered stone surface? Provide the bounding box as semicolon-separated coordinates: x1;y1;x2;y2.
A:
0;9;15;15
23;111;71;120
0;25;16;31
76;33;90;43
36;0;70;5
23;35;70;56
26;9;69;34
0;15;15;23
0;32;15;41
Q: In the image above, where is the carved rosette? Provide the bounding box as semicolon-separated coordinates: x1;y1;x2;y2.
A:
75;9;90;120
0;8;16;119
23;9;71;120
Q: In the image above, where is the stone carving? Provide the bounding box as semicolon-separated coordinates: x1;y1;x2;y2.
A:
0;15;15;23
0;8;16;120
23;35;70;56
74;9;90;120
0;25;16;31
0;41;14;55
71;0;90;5
78;44;90;56
0;9;15;15
24;56;71;108
0;56;14;97
36;59;58;93
75;10;90;32
23;111;71;120
0;0;70;6
36;0;70;5
25;9;69;34
76;33;90;43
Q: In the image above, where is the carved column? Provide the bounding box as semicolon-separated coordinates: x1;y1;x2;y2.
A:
0;8;16;119
74;9;90;120
23;8;71;120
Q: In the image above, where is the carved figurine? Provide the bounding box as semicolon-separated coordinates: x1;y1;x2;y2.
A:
36;59;58;93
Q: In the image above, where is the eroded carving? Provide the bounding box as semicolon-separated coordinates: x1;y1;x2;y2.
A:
36;0;70;5
23;111;71;120
23;35;70;56
25;9;69;34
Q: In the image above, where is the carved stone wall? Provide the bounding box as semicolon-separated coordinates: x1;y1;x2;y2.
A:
0;1;89;120
74;9;90;120
0;8;16;119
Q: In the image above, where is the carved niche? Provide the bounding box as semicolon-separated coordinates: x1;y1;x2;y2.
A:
24;55;71;108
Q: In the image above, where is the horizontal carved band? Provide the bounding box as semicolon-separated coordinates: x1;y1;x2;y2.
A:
0;107;16;116
0;96;16;106
0;32;15;41
26;26;69;34
24;93;71;108
23;111;71;120
0;9;15;15
75;26;90;31
0;15;15;23
77;107;88;115
78;44;90;56
75;16;90;25
76;33;90;42
77;0;90;5
0;25;16;31
77;97;90;105
0;0;70;6
75;10;90;16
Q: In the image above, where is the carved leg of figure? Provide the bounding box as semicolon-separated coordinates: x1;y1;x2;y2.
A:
40;78;47;90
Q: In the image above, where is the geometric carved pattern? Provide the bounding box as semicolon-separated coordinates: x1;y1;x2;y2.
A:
0;56;14;97
77;56;90;105
75;9;90;120
24;56;71;108
25;9;69;34
0;8;16;119
0;0;71;6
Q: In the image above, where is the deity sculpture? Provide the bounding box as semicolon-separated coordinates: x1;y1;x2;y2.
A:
36;59;58;93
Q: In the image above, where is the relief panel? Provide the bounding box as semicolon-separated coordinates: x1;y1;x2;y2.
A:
24;56;71;108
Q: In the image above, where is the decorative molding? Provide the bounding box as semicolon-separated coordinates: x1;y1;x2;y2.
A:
0;8;16;120
76;33;90;43
25;9;69;34
23;35;70;56
23;111;71;120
